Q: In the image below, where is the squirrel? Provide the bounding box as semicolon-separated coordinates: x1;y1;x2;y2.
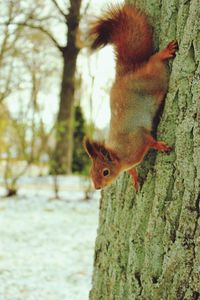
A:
83;4;178;191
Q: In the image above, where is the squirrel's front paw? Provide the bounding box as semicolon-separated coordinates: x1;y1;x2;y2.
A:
155;141;172;153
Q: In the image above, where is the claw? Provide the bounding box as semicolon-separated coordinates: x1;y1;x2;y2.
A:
166;40;179;57
153;141;172;153
156;40;178;60
145;133;172;153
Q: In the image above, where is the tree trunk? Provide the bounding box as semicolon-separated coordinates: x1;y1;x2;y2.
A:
90;0;200;299
52;0;82;174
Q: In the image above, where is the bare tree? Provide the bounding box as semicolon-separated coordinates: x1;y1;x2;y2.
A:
0;16;58;196
0;0;85;174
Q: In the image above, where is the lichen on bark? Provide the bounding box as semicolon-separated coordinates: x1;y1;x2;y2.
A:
90;0;200;299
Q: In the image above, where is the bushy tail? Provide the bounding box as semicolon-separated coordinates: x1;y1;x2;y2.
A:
89;4;154;72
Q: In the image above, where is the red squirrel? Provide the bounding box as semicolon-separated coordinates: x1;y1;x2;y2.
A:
84;4;178;191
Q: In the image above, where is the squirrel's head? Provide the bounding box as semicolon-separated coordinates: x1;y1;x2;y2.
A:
84;138;122;189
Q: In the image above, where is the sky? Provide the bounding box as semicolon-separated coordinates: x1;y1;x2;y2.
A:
78;46;115;130
78;0;124;130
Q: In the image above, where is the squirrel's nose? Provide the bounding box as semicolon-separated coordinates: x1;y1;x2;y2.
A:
95;185;101;190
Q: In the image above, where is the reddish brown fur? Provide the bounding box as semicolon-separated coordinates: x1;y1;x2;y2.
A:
89;4;154;74
84;4;178;191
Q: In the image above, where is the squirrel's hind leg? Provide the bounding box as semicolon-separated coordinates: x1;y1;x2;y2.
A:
152;40;178;61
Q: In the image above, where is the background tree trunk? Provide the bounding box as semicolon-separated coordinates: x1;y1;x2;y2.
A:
90;0;200;299
52;0;82;174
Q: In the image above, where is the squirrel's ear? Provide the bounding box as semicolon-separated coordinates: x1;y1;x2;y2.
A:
93;142;119;162
83;138;97;158
83;138;119;162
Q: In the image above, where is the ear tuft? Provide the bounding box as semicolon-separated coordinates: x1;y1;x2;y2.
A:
83;137;119;162
83;138;96;158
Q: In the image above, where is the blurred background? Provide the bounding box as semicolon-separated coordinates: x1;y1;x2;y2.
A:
0;0;122;299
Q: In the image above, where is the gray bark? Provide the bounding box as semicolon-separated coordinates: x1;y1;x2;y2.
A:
90;0;200;299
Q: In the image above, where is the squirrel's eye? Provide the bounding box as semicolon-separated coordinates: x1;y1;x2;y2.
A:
102;168;110;177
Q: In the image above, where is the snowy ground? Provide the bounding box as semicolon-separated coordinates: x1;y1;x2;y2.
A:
0;176;100;300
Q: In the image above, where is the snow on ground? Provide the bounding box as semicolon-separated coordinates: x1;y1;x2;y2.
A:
0;176;100;300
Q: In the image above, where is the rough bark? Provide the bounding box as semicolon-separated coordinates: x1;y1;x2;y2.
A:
52;0;82;174
90;0;200;299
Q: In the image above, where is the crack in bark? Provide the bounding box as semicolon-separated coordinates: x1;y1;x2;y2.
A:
134;272;143;296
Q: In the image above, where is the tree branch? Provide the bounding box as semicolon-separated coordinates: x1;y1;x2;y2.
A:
51;0;67;18
29;15;65;23
0;21;63;51
81;0;91;18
